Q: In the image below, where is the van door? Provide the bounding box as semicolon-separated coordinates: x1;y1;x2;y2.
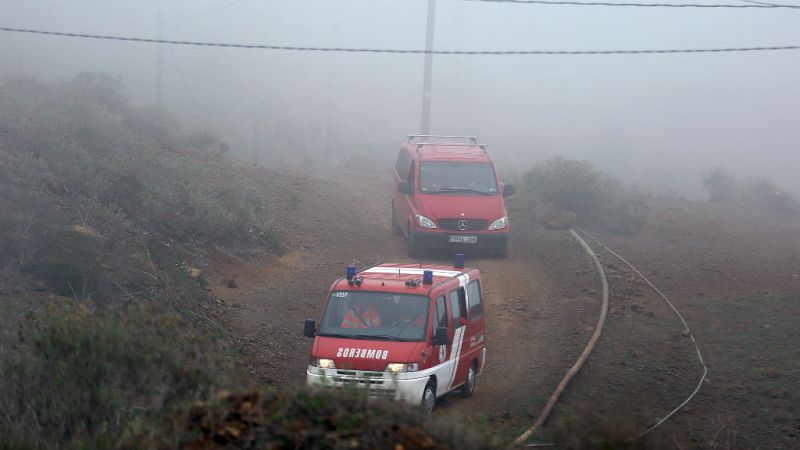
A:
443;287;468;391
431;294;454;395
457;279;486;383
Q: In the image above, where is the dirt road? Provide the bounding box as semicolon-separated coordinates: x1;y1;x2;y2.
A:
208;167;600;440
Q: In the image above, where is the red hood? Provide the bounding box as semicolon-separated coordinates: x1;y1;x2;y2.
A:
313;336;422;371
415;193;505;221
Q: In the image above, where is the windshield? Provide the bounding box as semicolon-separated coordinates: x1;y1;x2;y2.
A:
419;162;499;195
319;291;430;342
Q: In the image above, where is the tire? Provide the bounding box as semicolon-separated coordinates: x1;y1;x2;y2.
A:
460;363;477;398
421;380;436;413
391;203;402;235
407;228;421;258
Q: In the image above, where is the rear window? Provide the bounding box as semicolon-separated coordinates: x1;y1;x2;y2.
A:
419;162;498;195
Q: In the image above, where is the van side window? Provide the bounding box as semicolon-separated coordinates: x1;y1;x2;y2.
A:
434;295;448;331
449;290;463;328
467;281;483;320
407;160;416;187
395;149;411;177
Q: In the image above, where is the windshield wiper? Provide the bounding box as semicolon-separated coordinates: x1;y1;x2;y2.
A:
428;187;492;196
317;333;370;339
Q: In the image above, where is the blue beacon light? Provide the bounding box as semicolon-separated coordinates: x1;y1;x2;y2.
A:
423;270;433;285
454;253;465;269
346;265;356;280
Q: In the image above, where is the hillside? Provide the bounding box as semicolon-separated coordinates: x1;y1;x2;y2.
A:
1;74;798;449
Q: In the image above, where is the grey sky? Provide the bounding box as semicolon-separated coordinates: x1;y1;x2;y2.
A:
1;0;799;197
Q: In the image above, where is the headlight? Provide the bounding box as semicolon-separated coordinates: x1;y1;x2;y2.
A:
385;362;420;373
415;214;437;229
488;216;508;230
311;358;336;369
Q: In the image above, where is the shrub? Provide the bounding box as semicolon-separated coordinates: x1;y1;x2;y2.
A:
0;303;240;449
702;167;738;202
176;388;499;449
522;158;648;233
700;168;799;214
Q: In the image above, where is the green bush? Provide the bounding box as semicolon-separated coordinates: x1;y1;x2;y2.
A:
0;303;238;449
522;158;648;233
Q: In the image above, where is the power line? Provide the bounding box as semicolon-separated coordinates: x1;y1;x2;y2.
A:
458;0;800;8
2;26;800;55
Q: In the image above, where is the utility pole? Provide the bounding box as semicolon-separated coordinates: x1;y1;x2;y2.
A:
156;10;164;109
420;0;436;134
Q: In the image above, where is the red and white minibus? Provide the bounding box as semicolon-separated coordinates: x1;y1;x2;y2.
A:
304;259;487;411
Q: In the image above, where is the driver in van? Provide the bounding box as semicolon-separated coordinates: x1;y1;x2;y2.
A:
341;298;381;329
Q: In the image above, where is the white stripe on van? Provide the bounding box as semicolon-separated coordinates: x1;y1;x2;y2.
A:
362;267;462;278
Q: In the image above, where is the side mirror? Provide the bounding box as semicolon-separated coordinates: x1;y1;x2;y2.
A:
397;180;413;195
432;327;449;346
303;319;316;338
502;183;516;197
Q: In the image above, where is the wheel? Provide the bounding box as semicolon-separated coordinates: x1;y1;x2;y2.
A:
391;203;402;235
407;228;421;258
421;380;436;413
460;363;477;398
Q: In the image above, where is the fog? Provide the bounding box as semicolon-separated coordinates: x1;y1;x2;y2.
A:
2;0;799;198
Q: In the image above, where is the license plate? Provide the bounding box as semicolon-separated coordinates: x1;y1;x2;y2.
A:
448;235;477;244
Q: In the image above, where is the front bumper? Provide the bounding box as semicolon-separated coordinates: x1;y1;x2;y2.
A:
411;229;508;254
306;366;429;404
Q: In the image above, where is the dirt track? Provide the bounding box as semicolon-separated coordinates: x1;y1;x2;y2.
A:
208;167;600;439
208;167;800;447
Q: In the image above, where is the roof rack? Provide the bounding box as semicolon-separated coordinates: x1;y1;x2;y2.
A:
407;134;480;144
414;142;488;152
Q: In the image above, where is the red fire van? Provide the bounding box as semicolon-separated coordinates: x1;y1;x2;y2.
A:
304;259;486;412
391;135;515;257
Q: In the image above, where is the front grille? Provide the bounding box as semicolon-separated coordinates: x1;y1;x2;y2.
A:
333;370;387;386
439;219;488;231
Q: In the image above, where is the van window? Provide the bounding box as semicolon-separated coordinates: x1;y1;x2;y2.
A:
434;295;447;331
407;160;416;186
395;149;411;177
449;289;463;328
467;281;483;320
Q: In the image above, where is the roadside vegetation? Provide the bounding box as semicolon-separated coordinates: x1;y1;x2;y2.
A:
702;167;799;214
519;157;648;233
